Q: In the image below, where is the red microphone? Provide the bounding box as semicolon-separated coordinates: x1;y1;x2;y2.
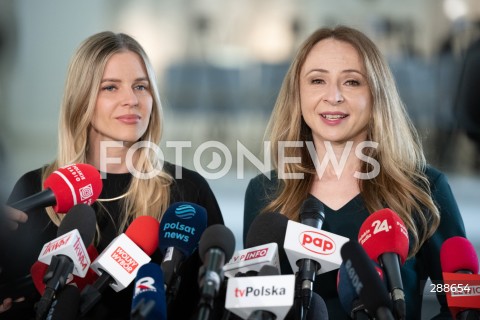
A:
441;236;480;319
358;208;409;320
10;163;103;213
80;216;160;317
31;245;100;295
441;236;479;274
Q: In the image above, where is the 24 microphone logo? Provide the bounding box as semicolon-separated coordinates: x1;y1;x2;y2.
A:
134;276;157;297
234;285;286;297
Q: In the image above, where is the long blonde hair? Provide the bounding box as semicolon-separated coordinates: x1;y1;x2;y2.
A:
43;31;172;232
264;26;440;257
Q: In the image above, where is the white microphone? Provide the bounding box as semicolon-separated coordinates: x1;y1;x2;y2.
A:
283;220;349;275
89;216;159;292
223;243;280;278
80;216;159;317
225;269;295;320
35;204;96;320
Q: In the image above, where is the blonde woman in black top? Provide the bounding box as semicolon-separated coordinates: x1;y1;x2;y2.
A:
0;31;224;319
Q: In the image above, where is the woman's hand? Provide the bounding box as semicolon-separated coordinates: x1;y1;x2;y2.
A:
0;297;25;313
4;206;28;230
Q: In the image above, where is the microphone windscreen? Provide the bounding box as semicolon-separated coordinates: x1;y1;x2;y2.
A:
300;196;325;227
44;163;103;213
440;236;479;274
158;202;207;257
199;224;236;262
340;240;392;315
131;262;167;320
57;203;96;245
257;264;280;276
49;285;81;320
246;212;288;248
306;292;328;320
358;208;409;264
337;261;359;315
125;215;160;256
337;259;385;316
246;212;289;272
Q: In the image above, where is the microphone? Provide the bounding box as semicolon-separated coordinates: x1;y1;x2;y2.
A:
225;264;295;320
45;285;81;320
80;215;159;316
31;245;99;295
440;236;480;320
197;224;236;320
158;202;207;301
358;208;408;320
305;292;329;320
35;203;96;320
441;236;479;275
10;163;103;213
340;240;394;320
337;260;386;319
131;262;167;320
283;216;349;320
245;212;290;274
295;197;325;320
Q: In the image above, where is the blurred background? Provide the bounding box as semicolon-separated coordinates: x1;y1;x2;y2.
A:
0;0;479;317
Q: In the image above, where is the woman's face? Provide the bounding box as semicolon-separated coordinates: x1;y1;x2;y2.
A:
90;51;153;147
299;38;372;145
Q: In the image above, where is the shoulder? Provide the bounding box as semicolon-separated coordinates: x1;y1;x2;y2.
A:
424;165;446;184
247;170;279;193
245;170;281;204
424;165;452;195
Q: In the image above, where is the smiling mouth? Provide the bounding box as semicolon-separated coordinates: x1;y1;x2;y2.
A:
321;114;348;120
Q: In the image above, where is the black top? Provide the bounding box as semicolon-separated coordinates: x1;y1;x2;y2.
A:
243;166;466;320
0;162;224;320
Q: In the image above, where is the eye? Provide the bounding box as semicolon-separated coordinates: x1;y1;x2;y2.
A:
345;79;360;86
102;85;117;91
135;84;148;91
134;82;150;91
311;78;325;85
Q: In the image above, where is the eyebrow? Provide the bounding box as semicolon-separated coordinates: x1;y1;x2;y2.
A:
101;77;149;83
306;68;366;77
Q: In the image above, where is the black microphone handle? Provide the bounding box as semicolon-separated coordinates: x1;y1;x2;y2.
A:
376;306;395;320
351;300;373;320
353;310;372;320
295;258;320;320
79;272;113;316
379;253;405;320
36;255;74;320
248;310;276;320
10;189;56;212
162;247;184;298
457;310;480;320
198;248;225;320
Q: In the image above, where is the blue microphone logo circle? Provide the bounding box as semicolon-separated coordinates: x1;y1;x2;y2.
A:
175;204;196;219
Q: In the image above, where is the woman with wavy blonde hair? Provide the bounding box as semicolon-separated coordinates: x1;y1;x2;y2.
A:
244;25;466;319
1;31;224;319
